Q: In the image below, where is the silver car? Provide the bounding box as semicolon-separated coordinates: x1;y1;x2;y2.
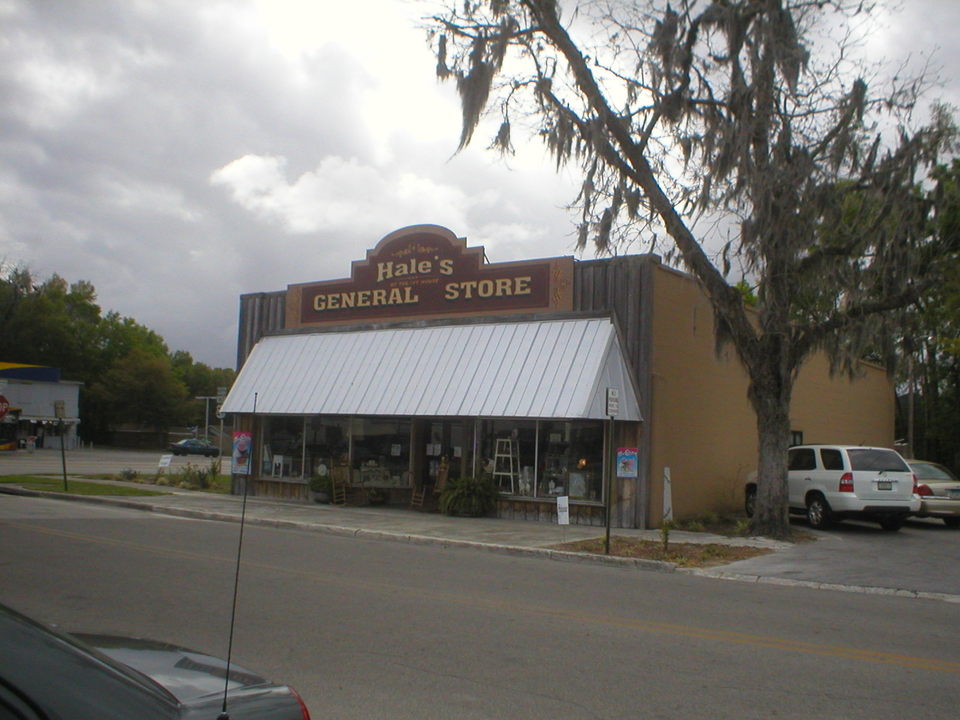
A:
908;460;960;528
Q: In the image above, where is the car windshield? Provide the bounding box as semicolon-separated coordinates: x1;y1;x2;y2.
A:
847;448;909;473
909;462;957;482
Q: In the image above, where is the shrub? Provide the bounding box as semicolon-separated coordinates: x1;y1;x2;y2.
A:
439;476;498;517
118;468;139;482
169;460;219;490
309;473;332;494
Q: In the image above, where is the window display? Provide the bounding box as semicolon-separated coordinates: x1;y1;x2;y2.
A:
351;417;411;487
479;420;537;495
259;413;608;503
478;419;603;500
537;421;603;501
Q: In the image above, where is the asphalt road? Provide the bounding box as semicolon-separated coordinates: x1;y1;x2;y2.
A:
1;494;958;720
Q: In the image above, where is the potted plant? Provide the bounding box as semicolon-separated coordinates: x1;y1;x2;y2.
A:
438;476;498;517
365;487;388;506
309;472;332;503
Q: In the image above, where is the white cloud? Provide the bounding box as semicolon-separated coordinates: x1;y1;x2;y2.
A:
211;153;478;236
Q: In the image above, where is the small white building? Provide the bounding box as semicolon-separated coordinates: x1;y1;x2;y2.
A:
0;363;82;451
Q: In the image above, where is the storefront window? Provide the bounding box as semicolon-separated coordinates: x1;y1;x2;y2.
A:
305;416;350;475
478;420;537;496
478;419;604;500
538;421;603;501
424;420;468;484
262;416;306;475
352;417;411;487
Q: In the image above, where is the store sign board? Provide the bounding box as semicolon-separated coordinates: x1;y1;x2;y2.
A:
287;225;574;328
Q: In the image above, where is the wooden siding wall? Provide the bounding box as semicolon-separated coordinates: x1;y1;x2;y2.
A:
573;256;658;528
573;256;651;374
237;291;287;369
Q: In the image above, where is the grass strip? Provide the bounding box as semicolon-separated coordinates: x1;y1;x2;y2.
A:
0;474;169;497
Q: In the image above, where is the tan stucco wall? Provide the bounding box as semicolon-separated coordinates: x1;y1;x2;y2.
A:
791;353;894;447
646;265;895;525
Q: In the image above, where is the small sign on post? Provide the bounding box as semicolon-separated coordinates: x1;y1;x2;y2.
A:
605;387;620;417
556;495;570;525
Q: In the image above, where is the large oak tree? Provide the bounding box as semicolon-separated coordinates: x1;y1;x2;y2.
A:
427;0;957;536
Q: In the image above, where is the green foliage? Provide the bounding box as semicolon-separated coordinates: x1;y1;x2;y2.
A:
734;281;757;307
168;460;220;490
439;475;498;517
894;159;960;472
660;519;675;552
0;474;166;497
87;348;190;430
309;473;332;495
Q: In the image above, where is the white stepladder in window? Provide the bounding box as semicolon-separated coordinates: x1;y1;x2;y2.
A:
493;437;519;494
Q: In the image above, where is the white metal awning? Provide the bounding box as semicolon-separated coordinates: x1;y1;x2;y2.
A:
221;318;642;421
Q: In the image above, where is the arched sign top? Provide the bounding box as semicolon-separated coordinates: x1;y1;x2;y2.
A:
286;225;574;328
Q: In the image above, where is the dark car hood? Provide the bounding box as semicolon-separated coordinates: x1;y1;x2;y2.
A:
74;633;268;703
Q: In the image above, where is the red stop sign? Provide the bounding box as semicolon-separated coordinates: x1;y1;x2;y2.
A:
0;395;8;420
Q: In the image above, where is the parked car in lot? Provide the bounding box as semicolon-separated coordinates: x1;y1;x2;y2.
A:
0;601;311;719
908;459;960;528
744;445;920;531
169;438;220;457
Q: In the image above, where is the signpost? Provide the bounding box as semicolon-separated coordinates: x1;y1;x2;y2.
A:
54;400;67;492
557;495;570;543
604;387;619;554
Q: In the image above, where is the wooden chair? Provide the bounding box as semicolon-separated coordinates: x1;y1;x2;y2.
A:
331;465;350;506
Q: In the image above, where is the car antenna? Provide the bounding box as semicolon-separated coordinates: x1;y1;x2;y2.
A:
218;391;255;720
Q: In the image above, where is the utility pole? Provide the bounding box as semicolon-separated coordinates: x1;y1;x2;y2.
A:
196;396;218;442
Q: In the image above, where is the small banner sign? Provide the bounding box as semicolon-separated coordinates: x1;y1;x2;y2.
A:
232;431;253;475
616;448;639;479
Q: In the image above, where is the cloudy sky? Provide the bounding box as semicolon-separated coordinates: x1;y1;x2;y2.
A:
1;1;957;369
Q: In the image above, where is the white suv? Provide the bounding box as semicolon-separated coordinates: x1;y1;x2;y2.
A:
745;445;920;531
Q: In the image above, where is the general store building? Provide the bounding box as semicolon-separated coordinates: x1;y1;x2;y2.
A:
221;225;893;528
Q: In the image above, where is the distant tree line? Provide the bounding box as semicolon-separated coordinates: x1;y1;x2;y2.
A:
893;160;960;470
0;265;234;442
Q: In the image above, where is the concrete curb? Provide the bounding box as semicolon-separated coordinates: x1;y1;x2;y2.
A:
682;568;960;604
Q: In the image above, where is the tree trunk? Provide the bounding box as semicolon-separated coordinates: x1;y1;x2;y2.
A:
748;369;794;539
